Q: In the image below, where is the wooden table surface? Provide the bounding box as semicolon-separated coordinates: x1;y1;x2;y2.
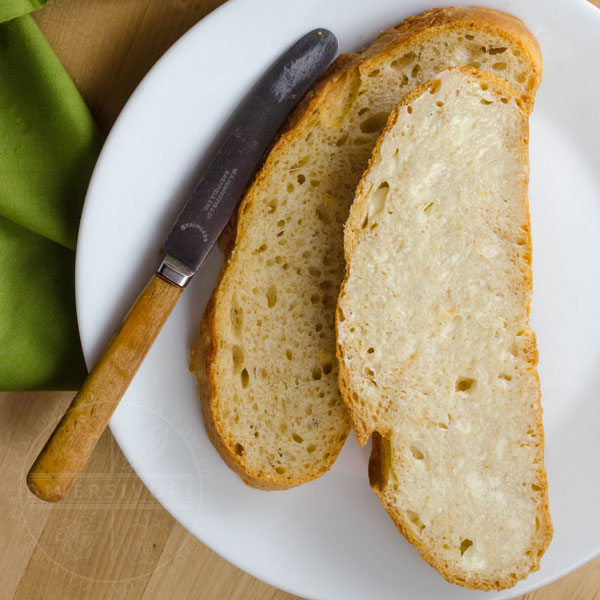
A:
1;1;599;598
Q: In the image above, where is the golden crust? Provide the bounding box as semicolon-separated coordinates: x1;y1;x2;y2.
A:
336;68;552;590
192;7;544;492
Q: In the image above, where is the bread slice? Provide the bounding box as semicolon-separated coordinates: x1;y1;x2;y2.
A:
336;67;552;589
190;7;543;489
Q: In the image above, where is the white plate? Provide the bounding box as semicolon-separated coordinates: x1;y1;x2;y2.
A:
76;0;600;598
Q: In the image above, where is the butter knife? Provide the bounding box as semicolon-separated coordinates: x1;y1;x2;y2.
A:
27;28;338;502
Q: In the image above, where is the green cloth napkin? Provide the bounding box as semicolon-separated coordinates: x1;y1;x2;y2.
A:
0;0;46;23
0;2;103;389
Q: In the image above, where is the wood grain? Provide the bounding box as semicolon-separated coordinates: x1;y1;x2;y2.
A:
27;275;183;502
0;0;598;598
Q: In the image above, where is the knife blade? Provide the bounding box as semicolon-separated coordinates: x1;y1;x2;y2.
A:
159;28;338;286
27;28;338;502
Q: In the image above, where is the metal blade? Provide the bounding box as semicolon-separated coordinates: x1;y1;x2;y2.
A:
158;29;338;287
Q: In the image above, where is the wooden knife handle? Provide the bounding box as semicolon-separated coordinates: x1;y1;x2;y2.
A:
27;274;183;502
